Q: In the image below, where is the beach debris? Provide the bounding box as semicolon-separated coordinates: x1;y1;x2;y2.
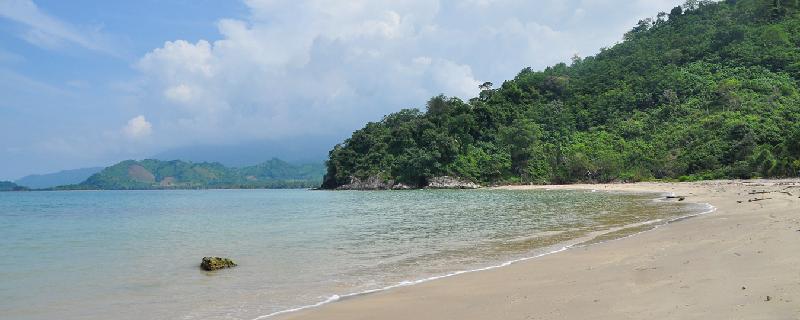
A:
765;295;771;302
200;257;237;271
665;195;686;201
741;286;746;290
748;198;772;202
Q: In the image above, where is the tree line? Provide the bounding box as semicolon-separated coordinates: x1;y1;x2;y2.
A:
323;0;800;188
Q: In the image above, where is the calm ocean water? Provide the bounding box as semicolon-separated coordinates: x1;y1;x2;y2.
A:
0;189;707;320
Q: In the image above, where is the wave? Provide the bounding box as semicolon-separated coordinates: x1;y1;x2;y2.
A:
252;192;717;320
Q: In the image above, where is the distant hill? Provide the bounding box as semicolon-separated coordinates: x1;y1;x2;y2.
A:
59;158;324;190
15;167;104;189
0;181;28;192
152;136;341;167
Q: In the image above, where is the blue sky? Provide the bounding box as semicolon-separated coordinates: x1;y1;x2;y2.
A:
0;0;684;180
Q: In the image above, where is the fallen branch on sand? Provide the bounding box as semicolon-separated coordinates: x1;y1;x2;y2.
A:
748;198;772;202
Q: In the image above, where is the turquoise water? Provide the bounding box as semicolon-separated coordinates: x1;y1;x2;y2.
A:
0;189;706;320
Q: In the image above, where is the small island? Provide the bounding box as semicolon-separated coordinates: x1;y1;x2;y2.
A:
54;158;325;190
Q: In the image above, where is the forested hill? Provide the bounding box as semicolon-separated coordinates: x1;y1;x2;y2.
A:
322;0;800;189
58;159;325;190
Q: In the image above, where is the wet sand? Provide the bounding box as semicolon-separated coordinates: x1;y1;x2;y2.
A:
277;180;800;320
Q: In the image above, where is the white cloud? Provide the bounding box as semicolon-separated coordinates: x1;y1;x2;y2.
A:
0;0;692;179
164;84;194;103
129;0;684;147
0;0;115;54
429;59;481;98
122;115;153;139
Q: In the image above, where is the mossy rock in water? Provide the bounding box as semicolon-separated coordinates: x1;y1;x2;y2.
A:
201;257;237;271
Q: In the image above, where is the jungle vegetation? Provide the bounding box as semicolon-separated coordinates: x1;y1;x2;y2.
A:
323;0;800;188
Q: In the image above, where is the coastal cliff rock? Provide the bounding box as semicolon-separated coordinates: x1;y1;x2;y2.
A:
426;176;480;189
201;257;237;271
391;183;413;190
335;175;478;190
336;176;394;190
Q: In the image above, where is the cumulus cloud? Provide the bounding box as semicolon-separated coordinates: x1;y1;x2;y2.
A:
135;0;685;148
122;115;153;139
0;0;691;179
163;84;194;103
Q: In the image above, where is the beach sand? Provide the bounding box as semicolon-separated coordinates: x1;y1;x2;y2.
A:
276;180;800;320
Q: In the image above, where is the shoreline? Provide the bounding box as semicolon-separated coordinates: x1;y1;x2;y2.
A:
259;189;704;320
259;186;712;319
275;179;800;320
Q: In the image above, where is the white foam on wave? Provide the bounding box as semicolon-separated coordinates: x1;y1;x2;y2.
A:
252;245;571;320
252;191;717;320
253;294;341;319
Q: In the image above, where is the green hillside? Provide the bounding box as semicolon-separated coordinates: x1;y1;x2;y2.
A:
323;0;800;189
60;159;325;190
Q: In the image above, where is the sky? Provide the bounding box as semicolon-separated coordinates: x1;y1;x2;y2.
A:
0;0;684;180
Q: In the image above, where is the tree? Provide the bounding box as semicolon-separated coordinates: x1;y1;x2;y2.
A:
322;0;800;188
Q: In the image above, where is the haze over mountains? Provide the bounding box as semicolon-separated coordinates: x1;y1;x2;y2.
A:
11;136;337;189
15;167;104;189
151;136;340;167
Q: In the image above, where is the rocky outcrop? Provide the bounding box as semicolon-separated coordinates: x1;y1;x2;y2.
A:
336;176;394;190
391;183;413;190
425;176;480;189
334;175;479;190
201;257;237;271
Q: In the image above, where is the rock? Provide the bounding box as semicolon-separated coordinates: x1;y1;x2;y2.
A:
392;183;413;190
425;176;480;189
336;176;394;190
201;257;237;271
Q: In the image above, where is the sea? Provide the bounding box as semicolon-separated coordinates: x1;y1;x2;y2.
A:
0;188;711;320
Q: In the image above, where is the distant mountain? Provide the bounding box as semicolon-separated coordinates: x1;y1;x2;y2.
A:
152;136;342;167
0;181;28;192
60;158;325;190
15;167;104;189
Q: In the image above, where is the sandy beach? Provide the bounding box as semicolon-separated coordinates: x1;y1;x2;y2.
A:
278;180;800;320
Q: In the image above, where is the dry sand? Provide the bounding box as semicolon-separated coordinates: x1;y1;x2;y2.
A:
278;180;800;320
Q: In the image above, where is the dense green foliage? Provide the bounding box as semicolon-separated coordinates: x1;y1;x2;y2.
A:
323;0;800;188
0;181;29;192
60;158;325;190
